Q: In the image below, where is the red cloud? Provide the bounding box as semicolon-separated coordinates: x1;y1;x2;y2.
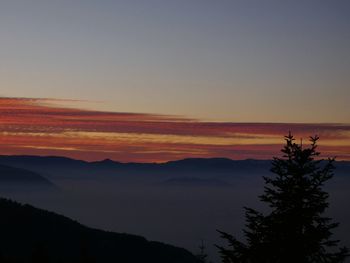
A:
0;97;349;162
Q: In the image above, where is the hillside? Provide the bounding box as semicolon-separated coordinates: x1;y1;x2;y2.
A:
0;198;199;263
0;164;55;190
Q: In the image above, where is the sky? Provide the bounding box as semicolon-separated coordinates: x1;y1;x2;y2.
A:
0;1;349;161
0;97;349;162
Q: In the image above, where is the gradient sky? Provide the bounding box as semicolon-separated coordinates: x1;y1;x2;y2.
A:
0;1;349;162
0;0;349;123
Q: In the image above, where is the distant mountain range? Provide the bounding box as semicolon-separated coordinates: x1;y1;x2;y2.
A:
0;155;348;262
0;155;274;176
0;155;348;184
0;198;199;263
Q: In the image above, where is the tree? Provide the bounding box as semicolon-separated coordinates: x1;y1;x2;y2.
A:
196;240;209;263
217;133;348;263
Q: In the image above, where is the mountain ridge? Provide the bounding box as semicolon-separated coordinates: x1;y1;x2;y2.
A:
0;198;199;262
0;155;274;179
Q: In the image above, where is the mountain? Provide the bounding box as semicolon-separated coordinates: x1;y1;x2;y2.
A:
0;155;348;262
0;155;348;183
0;164;55;190
0;155;271;174
0;198;199;263
162;158;272;175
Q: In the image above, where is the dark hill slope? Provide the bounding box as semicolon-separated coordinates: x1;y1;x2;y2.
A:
0;164;54;189
0;198;199;263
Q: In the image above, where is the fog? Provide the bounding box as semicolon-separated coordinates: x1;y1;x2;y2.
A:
1;169;349;262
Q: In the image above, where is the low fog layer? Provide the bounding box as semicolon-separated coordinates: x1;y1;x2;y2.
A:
0;157;349;262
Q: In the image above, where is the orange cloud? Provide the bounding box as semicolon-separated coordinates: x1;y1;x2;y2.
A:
0;97;349;162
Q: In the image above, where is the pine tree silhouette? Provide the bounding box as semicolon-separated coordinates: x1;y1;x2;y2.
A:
217;133;348;263
196;240;209;263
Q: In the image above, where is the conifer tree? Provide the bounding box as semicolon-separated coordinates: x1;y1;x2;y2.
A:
196;240;209;263
217;133;348;263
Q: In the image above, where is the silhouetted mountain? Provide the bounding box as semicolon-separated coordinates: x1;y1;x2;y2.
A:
0;155;269;172
0;164;55;191
0;155;348;183
0;155;348;262
165;157;240;168
0;198;199;263
162;158;272;175
0;155;89;169
91;158;122;167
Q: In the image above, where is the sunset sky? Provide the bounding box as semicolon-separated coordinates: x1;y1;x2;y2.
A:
0;1;349;162
0;97;349;162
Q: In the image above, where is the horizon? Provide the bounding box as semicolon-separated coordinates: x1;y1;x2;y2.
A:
1;154;350;165
1;97;349;162
0;2;349;262
1;1;349;162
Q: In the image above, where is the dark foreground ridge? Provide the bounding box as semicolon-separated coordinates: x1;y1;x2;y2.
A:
0;198;199;263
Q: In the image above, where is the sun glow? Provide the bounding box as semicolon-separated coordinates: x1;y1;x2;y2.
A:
0;97;349;162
